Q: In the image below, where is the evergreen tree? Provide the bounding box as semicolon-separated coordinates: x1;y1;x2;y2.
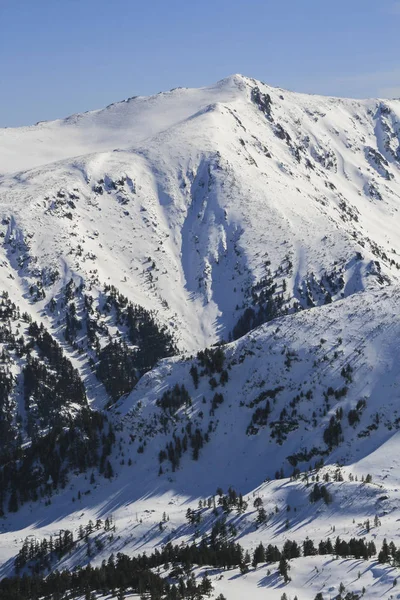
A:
252;543;265;568
278;557;290;583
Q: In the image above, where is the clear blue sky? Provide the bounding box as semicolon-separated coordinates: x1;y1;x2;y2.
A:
1;0;400;127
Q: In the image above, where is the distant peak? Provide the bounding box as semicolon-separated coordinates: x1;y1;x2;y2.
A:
215;73;251;89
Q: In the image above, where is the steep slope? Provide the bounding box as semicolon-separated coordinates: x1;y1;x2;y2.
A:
1;75;400;599
115;284;400;494
0;75;400;358
1;286;400;599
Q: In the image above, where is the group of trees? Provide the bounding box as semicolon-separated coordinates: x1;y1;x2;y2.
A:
215;487;248;515
2;532;381;600
0;409;115;515
247;398;271;435
156;384;192;415
0;295;87;457
246;385;303;443
0;470;393;600
96;340;138;401
0;366;15;450
192;346;229;390
96;285;177;400
0;277;183;515
0;292;118;516
323;414;343;448
1;536;236;600
231;263;288;340
154;355;230;474
309;483;333;505
159;422;210;471
250;535;377;571
0;531;291;600
52;280;177;403
196;346;226;376
25;321;87;424
15;516;116;574
378;538;400;566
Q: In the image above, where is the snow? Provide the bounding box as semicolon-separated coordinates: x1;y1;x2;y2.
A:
1;74;400;598
1;74;400;353
71;557;400;600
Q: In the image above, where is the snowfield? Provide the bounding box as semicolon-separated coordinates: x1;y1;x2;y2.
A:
1;74;400;599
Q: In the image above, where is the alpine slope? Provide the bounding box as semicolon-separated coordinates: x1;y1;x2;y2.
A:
0;74;400;600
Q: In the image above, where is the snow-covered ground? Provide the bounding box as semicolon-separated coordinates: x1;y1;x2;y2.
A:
1;75;400;598
1;287;400;598
0;75;399;351
67;557;400;600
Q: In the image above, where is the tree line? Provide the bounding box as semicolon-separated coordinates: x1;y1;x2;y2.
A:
1;529;391;600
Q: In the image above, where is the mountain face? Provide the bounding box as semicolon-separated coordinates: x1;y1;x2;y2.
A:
1;75;400;600
1;75;400;351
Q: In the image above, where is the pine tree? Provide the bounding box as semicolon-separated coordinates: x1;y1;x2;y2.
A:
278;557;290;582
256;506;268;526
252;543;265;568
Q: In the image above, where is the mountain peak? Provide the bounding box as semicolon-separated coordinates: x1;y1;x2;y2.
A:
214;72;251;87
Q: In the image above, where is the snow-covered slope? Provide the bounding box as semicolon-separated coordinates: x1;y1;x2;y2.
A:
1;75;400;599
116;285;400;491
2;285;400;599
1;74;400;352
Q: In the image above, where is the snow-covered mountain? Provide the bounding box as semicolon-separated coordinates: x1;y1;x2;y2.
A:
1;75;400;600
1;74;400;350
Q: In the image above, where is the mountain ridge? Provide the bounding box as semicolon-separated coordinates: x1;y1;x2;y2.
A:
2;73;400;174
